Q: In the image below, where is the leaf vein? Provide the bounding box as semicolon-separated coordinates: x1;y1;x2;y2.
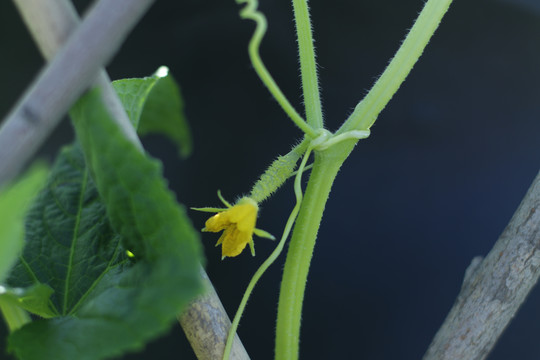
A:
18;255;59;316
62;168;88;315
68;237;123;315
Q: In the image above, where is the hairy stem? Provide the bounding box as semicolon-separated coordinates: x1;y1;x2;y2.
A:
338;0;453;134
292;0;323;129
275;141;355;360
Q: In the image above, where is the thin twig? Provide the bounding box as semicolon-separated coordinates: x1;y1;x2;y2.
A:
0;0;152;185
179;267;250;360
9;0;250;358
11;0;141;157
424;170;540;360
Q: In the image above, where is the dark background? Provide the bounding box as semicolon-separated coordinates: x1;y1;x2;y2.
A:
1;0;540;359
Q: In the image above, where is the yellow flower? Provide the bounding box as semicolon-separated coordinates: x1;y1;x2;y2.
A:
193;193;274;259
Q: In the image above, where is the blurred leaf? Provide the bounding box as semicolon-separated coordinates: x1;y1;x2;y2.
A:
7;86;203;360
113;67;193;157
0;284;55;319
112;77;158;129
0;164;48;284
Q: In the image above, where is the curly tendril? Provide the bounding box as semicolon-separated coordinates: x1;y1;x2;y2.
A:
235;0;317;138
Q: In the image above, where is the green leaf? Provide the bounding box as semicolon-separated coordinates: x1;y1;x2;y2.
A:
0;284;55;319
70;86;203;275
0;164;48;283
113;66;193;157
112;77;158;129
7;87;203;360
70;92;201;262
8;256;198;360
7;145;126;319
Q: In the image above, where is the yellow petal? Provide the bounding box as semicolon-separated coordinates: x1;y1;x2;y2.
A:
205;212;231;232
227;198;257;232
221;226;251;258
200;196;265;258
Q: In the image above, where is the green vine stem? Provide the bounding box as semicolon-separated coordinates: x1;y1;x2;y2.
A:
291;0;323;129
338;0;453;134
275;142;353;359
275;0;454;359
